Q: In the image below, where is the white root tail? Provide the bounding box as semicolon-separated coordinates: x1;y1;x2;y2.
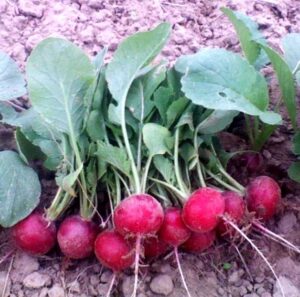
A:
106;273;117;297
253;221;300;254
223;218;286;297
131;235;142;297
174;247;192;297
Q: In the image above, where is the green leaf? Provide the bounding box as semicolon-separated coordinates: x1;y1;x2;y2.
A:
56;163;83;196
153;155;176;184
153;86;173;124
106;23;171;110
292;132;300;155
86;110;106;141
143;123;173;156
282;33;300;83
27;38;95;136
0;51;26;101
166;97;189;127
0;151;41;227
93;47;107;72
197;110;239;134
175;48;275;124
15;128;45;164
221;7;268;68
96;141;131;177
257;42;297;129
288;162;300;183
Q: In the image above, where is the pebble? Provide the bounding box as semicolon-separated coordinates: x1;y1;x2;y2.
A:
160;264;172;274
100;270;112;283
23;272;51;289
68;280;81;293
47;284;65;297
121;276;135;297
229;271;240;284
18;0;44;18
239;286;247;296
90;275;99;286
13;252;39;276
273;277;300;297
277;212;297;234
150;274;174;296
39;288;48;297
255;276;265;284
261;293;272;297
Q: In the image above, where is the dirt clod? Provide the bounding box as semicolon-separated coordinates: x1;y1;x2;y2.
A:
150;274;174;296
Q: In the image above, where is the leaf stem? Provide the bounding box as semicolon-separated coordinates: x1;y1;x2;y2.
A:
217;166;245;193
141;155;153;193
193;125;206;187
245;114;254;147
174;128;189;195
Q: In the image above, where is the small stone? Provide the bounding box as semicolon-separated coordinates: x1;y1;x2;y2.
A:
273;277;300;297
247;283;253;292
229;271;240;284
0;271;11;297
68;280;81;293
18;0;44;18
150;274;174;296
256;287;265;295
23;272;51;289
90;275;99;286
100;270;112;283
121;276;135;297
261;293;272;297
13;252;39;276
239;286;247;296
244;294;259;297
47;284;65;297
218;287;225;295
160;264;172;274
88;284;98;296
39;288;48;297
88;0;104;9
255;276;265;284
277;212;297;234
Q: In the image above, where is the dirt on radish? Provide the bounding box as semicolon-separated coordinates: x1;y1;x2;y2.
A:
0;1;300;297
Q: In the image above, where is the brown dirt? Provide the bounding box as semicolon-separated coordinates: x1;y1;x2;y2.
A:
1;0;300;297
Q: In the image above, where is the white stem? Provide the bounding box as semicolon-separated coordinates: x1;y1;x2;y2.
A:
174;247;192;297
131;235;141;297
106;273;116;297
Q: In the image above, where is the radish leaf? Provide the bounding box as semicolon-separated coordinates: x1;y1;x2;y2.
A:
27;38;95;136
176;48;280;125
288;162;300;183
0;52;26;101
0;151;41;227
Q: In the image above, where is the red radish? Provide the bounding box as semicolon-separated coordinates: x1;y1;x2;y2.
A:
12;213;56;255
158;207;191;246
246;176;281;221
94;230;134;271
114;194;164;237
217;191;245;236
57;215;98;259
182;187;225;233
181;230;216;253
144;237;169;259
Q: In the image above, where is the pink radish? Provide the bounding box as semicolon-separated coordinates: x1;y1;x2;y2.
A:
182;187;225;233
158;207;192;297
158;207;191;246
57;215;98;259
94;230;134;271
114;194;164;236
144;237;169;259
12;213;56;255
217;191;245;236
181;230;216;253
246;176;281;221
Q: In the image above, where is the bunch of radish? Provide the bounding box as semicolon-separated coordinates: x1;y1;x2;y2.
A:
1;22;298;297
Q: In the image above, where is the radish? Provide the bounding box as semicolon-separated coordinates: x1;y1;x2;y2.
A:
144;237;169;259
182;187;225;233
246;176;281;221
158;207;192;297
57;215;98;259
158;207;191;246
95;230;135;297
181;230;216;253
113;194;164;297
217;191;245;237
94;230;134;271
113;194;164;237
12;213;56;255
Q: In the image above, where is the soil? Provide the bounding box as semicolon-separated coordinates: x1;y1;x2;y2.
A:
1;0;300;297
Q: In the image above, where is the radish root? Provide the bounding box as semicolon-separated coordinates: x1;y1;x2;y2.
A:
131;235;142;297
174;247;192;297
106;273;117;297
253;221;300;254
223;218;286;297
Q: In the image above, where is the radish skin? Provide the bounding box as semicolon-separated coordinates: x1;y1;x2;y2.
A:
12;213;56;255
